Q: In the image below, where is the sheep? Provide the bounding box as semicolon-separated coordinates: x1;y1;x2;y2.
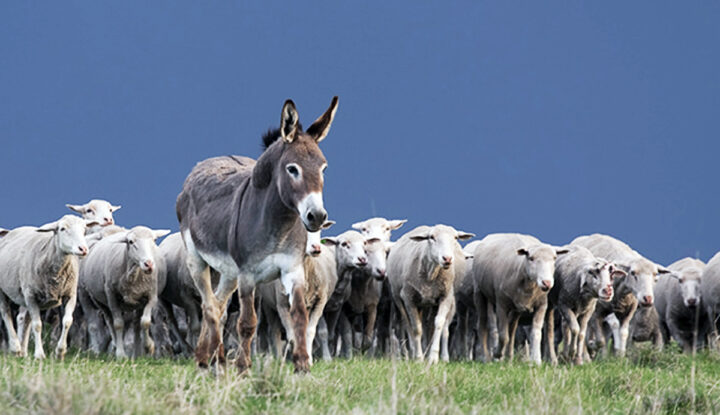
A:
700;252;720;350
338;237;388;353
545;246;625;365
387;224;474;364
320;230;369;358
0;215;94;359
258;221;336;365
66;199;121;235
77;226;169;358
350;217;406;357
654;257;706;352
157;232;207;353
571;234;669;357
469;233;567;364
352;217;407;242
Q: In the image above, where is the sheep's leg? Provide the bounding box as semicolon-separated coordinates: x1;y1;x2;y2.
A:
528;302;547;364
426;294;454;364
476;294;489;362
306;302;326;365
139;299;156;357
400;290;423;361
17;308;30;356
106;294;126;359
338;312;353;359
617;304;637;357
576;309;594;365
507;313;520;361
24;298;45;360
55;292;77;360
544;308;557;365
440;301;454;362
559;305;580;362
362;305;378;353
316;317;332;361
0;293;22;355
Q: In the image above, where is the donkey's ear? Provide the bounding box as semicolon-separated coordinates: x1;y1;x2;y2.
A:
280;99;299;143
306;96;338;143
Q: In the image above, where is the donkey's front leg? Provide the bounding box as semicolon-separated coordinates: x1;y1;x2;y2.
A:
282;266;309;373
235;283;257;375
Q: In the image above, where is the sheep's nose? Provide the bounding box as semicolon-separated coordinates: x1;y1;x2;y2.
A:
687;298;697;307
311;244;322;255
104;217;114;225
442;256;453;265
78;246;88;256
377;269;387;278
642;295;653;306
143;260;154;271
357;256;367;266
542;280;553;289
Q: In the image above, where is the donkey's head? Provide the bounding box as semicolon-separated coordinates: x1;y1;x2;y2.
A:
253;97;338;232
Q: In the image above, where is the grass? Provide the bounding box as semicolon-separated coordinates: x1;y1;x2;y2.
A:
2;346;720;414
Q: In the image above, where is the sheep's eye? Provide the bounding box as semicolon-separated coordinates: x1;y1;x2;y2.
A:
429;236;435;241
60;227;66;232
86;209;93;214
128;240;134;245
529;257;534;262
341;242;348;248
362;228;367;233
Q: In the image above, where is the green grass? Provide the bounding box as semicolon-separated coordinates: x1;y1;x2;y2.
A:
2;347;720;414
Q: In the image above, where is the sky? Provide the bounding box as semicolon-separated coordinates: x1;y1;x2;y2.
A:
1;2;718;265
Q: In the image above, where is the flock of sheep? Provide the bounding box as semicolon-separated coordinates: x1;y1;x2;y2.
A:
1;97;719;374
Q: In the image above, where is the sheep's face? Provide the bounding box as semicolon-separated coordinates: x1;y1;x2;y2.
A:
518;245;568;292
352;218;407;243
68;200;120;227
622;259;663;307
322;231;368;268
37;215;92;257
305;221;335;257
677;269;702;308
364;238;387;280
409;225;474;270
122;227;170;274
582;261;624;302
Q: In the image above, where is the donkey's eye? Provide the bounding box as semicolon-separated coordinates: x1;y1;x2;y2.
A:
286;164;300;178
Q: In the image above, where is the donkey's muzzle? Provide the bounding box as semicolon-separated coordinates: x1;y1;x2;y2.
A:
304;208;328;232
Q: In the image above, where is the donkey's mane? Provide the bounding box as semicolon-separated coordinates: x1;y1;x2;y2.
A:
261;123;304;151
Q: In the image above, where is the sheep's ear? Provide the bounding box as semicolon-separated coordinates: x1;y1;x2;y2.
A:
0;228;9;237
351;221;365;231
321;220;336;230
388;219;407;230
280;100;299;143
37;221;59;233
609;264;628;280
153;230;171;240
306;96;339;143
517;248;530;257
556;247;571;255
321;237;339;246
657;266;671;275
456;231;475;241
66;204;86;214
110;205;122;212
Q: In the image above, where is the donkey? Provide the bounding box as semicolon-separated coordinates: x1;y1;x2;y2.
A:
176;97;338;374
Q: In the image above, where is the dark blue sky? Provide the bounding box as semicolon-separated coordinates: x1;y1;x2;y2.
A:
1;2;718;265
